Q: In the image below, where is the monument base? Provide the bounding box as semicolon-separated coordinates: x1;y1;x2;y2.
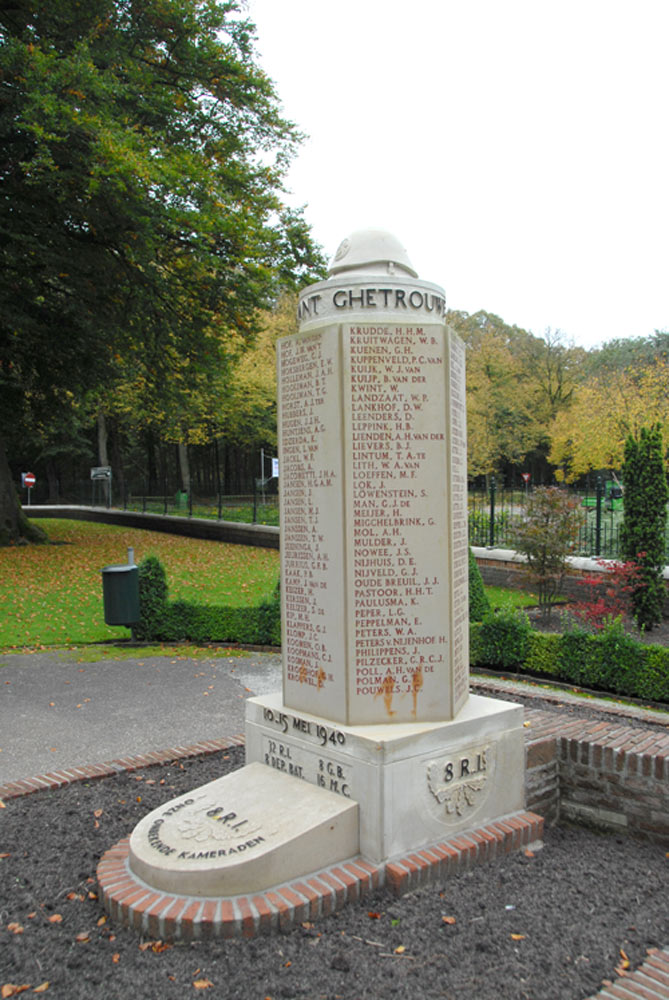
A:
128;762;359;897
245;692;526;865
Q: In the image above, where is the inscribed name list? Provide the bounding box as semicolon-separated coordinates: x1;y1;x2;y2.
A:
278;322;468;725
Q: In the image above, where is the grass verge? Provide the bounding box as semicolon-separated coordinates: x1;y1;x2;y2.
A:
1;519;279;648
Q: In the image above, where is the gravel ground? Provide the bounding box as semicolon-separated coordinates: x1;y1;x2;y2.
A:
1;742;668;1000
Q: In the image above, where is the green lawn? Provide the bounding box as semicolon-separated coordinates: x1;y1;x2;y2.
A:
1;519;279;649
484;585;540;610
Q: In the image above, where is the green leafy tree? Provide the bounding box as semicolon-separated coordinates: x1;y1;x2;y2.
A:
513;486;582;621
620;425;668;630
0;0;325;541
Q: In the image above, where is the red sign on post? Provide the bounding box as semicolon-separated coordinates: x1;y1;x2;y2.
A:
23;472;36;488
521;473;531;484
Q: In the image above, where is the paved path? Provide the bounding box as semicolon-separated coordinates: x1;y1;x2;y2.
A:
0;649;282;785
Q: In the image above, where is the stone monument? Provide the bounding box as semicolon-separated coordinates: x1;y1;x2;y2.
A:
121;230;526;900
245;230;525;862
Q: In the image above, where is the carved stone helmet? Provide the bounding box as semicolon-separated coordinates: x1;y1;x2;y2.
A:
328;229;418;278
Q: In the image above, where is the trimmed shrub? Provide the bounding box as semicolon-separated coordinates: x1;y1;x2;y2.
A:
524;631;562;678
468;548;491;621
470;611;669;703
135;555;280;645
637;647;669;702
474;607;533;669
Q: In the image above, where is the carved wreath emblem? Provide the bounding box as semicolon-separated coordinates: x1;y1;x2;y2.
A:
427;765;487;815
426;744;493;818
176;798;262;845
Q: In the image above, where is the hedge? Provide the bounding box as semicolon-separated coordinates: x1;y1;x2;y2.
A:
134;556;281;646
470;612;669;703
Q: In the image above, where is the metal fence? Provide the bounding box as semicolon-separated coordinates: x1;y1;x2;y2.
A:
468;482;632;560
31;479;669;562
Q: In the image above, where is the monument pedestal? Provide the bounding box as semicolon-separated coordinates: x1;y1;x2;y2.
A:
245;692;525;865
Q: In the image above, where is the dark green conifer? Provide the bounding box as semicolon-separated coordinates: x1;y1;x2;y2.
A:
621;425;668;629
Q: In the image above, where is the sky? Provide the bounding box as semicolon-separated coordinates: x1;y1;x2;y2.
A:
248;0;668;351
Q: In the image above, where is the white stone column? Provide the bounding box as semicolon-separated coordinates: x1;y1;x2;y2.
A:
277;230;469;726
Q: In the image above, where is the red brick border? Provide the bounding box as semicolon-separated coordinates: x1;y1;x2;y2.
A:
97;843;383;939
583;946;669;999
0;734;245;803
97;810;543;939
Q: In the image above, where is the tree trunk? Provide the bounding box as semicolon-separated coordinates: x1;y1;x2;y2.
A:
97;410;111;506
178;442;191;495
0;433;47;545
97;410;109;467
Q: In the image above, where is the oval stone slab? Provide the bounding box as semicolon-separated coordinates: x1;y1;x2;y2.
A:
129;761;359;896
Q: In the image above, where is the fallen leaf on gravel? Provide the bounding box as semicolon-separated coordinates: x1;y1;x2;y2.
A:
2;987;31;998
152;942;172;953
94;809;103;818
193;980;214;990
32;985;49;994
97;916;107;927
619;948;630;967
65;893;83;902
441;916;456;925
511;934;525;941
112;955;120;964
138;942;152;951
74;933;89;943
367;911;381;920
7;924;24;935
524;848;535;858
27;914;36;920
0;853;9;858
394;946;406;954
47;915;62;924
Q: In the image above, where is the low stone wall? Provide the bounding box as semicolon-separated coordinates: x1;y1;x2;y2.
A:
524;708;669;842
472;545;669;604
27;505;279;549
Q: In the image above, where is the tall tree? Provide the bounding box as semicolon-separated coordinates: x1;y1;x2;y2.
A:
448;311;542;476
620;425;668;630
0;0;325;541
550;359;669;481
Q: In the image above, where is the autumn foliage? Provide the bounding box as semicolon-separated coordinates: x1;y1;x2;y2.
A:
513;487;582;619
572;559;644;630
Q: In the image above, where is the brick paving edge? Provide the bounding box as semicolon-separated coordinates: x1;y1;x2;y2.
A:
0;734;245;803
583;946;669;999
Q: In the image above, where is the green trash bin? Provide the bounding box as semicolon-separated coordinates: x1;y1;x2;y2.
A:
101;563;140;626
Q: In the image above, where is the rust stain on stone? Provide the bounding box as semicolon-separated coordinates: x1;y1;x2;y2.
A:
410;667;423;717
375;673;396;716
